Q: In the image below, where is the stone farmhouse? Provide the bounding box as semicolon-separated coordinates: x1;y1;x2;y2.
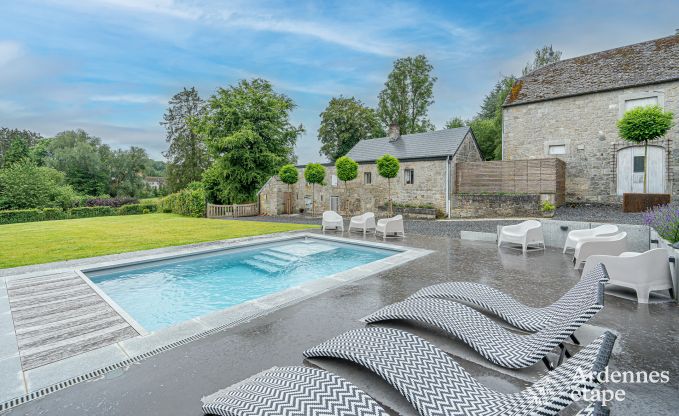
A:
258;125;482;217
502;33;679;203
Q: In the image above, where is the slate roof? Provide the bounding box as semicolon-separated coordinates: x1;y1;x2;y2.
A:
504;34;679;107
345;127;473;162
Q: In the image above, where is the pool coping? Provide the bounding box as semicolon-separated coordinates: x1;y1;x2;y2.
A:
0;232;431;411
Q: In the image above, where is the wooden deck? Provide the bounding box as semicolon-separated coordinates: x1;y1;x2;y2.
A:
7;272;139;370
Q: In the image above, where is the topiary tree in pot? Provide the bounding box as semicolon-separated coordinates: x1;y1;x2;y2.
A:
617;105;674;211
278;164;298;214
376;154;400;216
335;156;358;214
304;163;326;216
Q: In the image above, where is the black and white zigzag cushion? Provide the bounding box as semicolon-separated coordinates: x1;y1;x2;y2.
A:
362;280;604;369
408;263;609;332
304;327;616;416
202;366;389;416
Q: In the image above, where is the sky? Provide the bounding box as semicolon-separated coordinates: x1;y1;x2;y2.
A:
1;0;678;163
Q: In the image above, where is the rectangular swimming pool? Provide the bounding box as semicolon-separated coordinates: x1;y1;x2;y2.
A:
86;237;398;331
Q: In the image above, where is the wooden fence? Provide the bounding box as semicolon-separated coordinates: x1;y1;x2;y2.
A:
207;203;259;218
455;158;566;204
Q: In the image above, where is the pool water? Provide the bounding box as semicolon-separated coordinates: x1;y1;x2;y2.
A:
88;238;396;331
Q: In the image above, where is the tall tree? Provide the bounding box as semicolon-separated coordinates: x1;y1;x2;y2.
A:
318;97;384;161
44;130;111;196
522;45;562;75
3;138;30;166
161;87;209;192
197;78;304;204
377;55;436;135
444;117;467;129
108;146;149;197
0;128;42;167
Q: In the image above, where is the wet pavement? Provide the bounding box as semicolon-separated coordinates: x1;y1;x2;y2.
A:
7;232;678;415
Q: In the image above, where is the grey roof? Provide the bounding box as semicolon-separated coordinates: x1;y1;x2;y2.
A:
505;34;679;107
345;127;473;162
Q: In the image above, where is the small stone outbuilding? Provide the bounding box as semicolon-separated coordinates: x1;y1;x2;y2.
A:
258;126;482;217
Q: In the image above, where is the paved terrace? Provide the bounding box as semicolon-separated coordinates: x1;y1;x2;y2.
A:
3;231;676;415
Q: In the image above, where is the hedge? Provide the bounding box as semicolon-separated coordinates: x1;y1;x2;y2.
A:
69;206;117;219
159;187;206;218
85;197;139;208
0;202;160;225
0;209;45;225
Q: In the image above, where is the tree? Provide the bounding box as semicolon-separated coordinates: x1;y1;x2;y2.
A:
0;160;79;210
108;147;149;197
523;45;562;75
617;105;674;193
0;128;42;165
44;130;111;196
161;87;209;192
377;55;436;135
3;137;30;166
445;117;467;129
318;97;384;161
278;164;298;191
335;156;358;214
469;118;502;160
196;78;304;204
304;163;325;216
376;154;399;215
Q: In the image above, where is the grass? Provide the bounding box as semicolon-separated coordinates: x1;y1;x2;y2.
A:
0;214;316;269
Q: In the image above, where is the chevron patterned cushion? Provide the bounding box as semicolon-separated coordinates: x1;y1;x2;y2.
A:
202;366;389;416
361;281;605;369
408;263;609;332
304;327;616;416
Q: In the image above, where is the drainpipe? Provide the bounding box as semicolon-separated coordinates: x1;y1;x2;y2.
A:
446;155;451;218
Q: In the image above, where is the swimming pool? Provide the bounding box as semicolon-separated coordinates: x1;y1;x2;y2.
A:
86;237;398;331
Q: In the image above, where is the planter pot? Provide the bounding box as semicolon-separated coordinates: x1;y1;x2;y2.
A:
542;211;555;218
623;193;670;213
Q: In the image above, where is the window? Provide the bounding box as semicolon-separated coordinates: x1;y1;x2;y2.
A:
404;168;414;184
364;172;372;184
331;175;338;186
625;96;658;111
548;145;566;155
633;156;645;173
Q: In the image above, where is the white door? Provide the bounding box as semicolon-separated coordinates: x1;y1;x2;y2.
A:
330;196;339;212
617;146;665;194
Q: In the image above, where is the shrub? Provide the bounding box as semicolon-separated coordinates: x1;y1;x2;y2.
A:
0;161;79;210
140;203;158;213
43;208;68;221
159;186;206;218
118;204;144;215
278;164;298;190
69;206;116;219
85;197;139;208
0;209;45;225
643;204;679;244
540;200;556;212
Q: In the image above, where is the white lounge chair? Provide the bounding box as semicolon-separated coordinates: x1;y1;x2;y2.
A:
563;224;619;253
348;212;376;235
375;215;404;240
583;248;674;303
573;232;627;269
321;211;344;232
498;220;544;253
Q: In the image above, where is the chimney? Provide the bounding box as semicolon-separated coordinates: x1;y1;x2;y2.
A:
388;122;400;142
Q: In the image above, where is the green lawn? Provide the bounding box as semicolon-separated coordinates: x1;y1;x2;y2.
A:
0;214;316;269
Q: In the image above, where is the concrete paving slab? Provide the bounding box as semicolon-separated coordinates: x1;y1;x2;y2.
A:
460;230;498;242
0;356;24;402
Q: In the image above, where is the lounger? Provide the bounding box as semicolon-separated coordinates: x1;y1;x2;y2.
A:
202;366;388;416
349;212;376;235
563;224;619;253
573;232;627;269
375;214;404;240
362;277;607;369
408;263;609;333
321;210;344;232
498;220;544;253
304;327;616;416
584;248;674;303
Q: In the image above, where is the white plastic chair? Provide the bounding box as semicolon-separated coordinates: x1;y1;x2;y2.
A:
375;215;404;240
563;224;619;253
573;232;627;269
321;211;344;232
497;220;544;253
348;212;376;235
583;248;674;303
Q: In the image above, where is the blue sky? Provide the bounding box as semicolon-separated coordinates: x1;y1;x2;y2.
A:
1;0;678;163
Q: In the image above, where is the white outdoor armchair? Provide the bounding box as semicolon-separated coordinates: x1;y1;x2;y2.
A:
321;211;344;232
348;212;376;235
563;224;619;253
573;232;627;269
375;215;404;240
583;248;674;303
497;220;544;253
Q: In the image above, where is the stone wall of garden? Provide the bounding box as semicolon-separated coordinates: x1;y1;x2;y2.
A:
451;193;543;218
502;80;679;203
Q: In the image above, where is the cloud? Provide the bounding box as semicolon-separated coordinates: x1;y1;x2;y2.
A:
90;94;167;105
0;40;23;67
50;0;201;20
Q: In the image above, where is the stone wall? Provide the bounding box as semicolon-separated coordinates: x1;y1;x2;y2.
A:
451;193;543;218
503;80;679;202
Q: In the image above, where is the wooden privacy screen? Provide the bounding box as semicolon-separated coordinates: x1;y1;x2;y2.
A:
207;203;258;218
455;159;565;204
